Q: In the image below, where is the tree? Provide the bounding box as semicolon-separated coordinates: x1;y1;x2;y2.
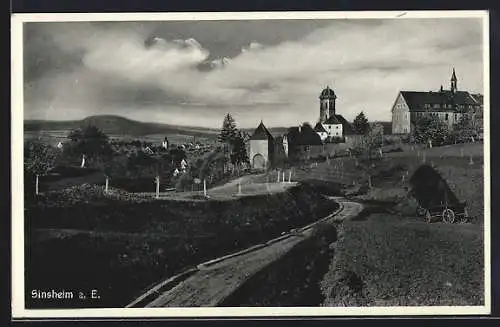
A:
412;116;450;146
64;125;113;166
352;111;370;135
452;114;476;143
367;122;384;152
24;140;58;195
99;154;128;193
218;113;238;145
230;131;250;172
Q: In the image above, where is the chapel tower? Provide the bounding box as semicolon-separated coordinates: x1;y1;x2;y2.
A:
319;85;337;123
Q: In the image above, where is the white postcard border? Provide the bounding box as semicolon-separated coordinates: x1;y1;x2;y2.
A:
11;10;491;319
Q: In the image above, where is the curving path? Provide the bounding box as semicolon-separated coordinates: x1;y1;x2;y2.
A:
130;197;363;308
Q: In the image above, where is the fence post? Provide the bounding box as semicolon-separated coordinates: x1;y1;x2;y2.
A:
203;179;207;197
469;155;474;165
277;170;280;183
282;171;285;183
105;176;109;194
288;170;292;183
155;176;160;199
237;182;242;195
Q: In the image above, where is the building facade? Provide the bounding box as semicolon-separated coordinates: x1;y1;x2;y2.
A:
314;85;353;141
248;121;275;170
391;69;483;134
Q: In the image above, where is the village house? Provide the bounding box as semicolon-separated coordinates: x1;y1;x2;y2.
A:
313;86;354;142
391;68;483;135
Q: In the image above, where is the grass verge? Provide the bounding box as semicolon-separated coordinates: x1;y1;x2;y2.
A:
320;212;484;306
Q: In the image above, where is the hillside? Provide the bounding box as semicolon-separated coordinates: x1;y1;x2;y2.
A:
24;115;220;137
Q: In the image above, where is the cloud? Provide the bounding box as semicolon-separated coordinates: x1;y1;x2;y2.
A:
23;18;484;128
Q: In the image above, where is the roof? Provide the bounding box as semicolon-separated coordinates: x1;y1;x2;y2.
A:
249;121;274;141
320;86;336;99
323;114;354;135
451;68;457;81
313;122;327;133
400;90;479;112
324;115;342;124
470;93;483;105
287;124;323;146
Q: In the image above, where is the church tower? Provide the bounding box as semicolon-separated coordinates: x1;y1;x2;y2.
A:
319;86;337;123
450;68;458;94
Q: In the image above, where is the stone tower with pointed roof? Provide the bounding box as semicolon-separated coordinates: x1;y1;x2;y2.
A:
319;85;337;123
249;121;274;170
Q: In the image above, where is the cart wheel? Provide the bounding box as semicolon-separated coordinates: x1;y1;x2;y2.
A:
425;210;432;223
442;209;455;224
459;207;469;224
416;205;426;217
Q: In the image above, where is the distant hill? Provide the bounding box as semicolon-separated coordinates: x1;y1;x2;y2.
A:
24;115;220;137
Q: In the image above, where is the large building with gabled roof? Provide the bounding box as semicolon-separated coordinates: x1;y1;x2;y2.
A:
391;68;483;134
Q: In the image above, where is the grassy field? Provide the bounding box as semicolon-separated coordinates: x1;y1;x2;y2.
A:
311;142;486;307
320;213;484;306
296;142;484;224
24;130;217;147
25;183;338;308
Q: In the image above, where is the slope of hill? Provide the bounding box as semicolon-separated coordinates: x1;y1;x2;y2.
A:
24;115;220;137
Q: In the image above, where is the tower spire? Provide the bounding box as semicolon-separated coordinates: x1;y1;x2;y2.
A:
450;67;458;93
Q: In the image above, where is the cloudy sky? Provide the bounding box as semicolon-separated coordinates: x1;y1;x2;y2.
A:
23;17;484;128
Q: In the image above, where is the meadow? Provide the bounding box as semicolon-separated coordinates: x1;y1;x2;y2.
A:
316;142;485;306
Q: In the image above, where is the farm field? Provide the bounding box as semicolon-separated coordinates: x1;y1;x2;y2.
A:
24;130;217;146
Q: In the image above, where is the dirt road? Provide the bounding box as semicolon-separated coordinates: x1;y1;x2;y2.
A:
137;197;363;307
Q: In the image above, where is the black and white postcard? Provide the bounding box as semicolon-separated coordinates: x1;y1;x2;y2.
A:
11;10;491;319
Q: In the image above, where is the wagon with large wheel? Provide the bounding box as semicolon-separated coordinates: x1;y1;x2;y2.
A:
415;200;469;223
410;164;469;224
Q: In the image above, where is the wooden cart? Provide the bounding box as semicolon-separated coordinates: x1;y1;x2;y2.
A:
416;200;469;224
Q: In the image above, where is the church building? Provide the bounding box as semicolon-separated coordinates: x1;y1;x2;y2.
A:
313;86;353;142
391;68;483;134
